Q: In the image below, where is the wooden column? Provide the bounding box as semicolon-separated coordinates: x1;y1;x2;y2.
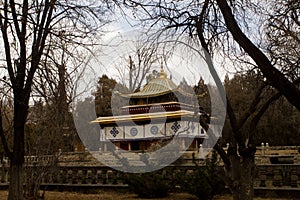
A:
128;142;132;151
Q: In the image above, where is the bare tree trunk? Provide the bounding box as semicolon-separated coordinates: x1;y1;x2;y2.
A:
8;102;27;200
8;163;24;200
228;156;254;200
240;157;255;200
218;140;256;200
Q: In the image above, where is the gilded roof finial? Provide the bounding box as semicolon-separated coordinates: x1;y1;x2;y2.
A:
159;59;167;78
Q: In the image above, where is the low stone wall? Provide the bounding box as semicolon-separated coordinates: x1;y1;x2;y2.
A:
1;146;299;167
0;148;299;191
254;164;300;188
0;163;299;190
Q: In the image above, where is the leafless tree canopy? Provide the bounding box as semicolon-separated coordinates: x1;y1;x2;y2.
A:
266;0;300;82
118;1;299;200
0;1;114;199
114;42;161;92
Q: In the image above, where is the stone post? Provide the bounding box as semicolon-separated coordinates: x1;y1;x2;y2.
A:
265;143;269;154
104;143;107;152
261;142;265;155
199;144;204;160
181;138;186;149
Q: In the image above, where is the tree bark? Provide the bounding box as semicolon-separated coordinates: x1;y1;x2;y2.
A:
226;154;255;200
8;101;27;200
8;163;24;200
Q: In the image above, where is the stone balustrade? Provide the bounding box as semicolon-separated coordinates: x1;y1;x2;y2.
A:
0;163;299;190
254;164;300;188
0;148;299;191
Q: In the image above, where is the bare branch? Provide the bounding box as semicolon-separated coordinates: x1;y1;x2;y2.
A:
216;0;300;110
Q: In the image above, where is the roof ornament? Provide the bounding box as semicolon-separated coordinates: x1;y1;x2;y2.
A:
159;59;167;78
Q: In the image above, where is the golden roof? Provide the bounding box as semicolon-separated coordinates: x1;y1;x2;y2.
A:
120;67;192;98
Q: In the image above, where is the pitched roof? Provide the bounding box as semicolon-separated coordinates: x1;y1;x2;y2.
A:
120;67;192;98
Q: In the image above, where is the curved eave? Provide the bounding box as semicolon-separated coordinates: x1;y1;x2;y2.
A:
121;101;194;109
91;110;200;125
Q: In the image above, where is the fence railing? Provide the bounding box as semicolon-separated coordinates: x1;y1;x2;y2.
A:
0;163;300;190
0;149;299;190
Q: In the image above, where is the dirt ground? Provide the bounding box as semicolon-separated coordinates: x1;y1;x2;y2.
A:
0;190;293;200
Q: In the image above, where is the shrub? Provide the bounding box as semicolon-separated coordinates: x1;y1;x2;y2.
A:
180;169;213;200
127;172;170;198
178;150;225;200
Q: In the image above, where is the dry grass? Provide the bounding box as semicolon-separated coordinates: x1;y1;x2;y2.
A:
0;190;292;200
0;190;198;200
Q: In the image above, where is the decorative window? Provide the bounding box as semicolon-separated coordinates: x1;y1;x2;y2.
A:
130;127;138;136
171;121;181;133
201;128;205;134
150;125;159;135
110;127;119;137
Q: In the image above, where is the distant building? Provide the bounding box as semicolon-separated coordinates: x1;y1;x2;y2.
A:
93;67;208;152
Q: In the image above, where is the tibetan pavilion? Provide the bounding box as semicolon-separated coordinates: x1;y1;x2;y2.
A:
93;67;208;152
